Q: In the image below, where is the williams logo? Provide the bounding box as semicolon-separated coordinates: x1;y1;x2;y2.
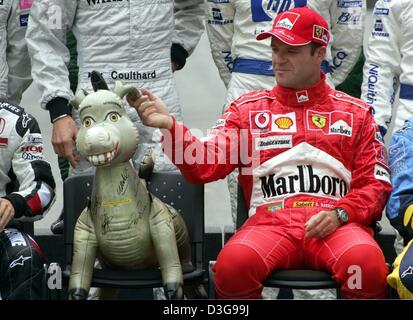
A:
208;8;233;25
260;165;348;199
251;0;306;22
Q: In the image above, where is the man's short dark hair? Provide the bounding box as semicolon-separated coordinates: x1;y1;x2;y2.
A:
310;42;323;55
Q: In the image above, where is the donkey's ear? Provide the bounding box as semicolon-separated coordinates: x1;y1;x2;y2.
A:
91;71;109;91
113;81;141;101
70;89;89;110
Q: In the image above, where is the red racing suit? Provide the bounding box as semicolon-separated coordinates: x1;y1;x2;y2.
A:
162;74;392;299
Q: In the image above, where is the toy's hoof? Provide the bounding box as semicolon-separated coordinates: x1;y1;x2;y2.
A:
69;288;88;300
164;283;184;300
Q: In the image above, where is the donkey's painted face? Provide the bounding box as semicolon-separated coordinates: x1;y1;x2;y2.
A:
76;90;139;166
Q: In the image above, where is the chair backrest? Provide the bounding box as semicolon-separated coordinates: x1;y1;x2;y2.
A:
146;172;204;244
63;171;205;268
63;173;94;265
147;172;205;268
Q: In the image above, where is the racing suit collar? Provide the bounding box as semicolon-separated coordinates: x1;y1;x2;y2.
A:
272;72;329;107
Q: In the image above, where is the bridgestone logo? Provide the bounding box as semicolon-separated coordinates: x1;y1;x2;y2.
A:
260;139;288;146
260;165;348;198
256;136;292;150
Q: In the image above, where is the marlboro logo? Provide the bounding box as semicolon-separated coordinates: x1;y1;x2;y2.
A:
296;90;309;103
276;12;300;30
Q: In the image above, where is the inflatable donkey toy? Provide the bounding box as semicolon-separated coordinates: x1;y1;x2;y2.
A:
68;72;199;300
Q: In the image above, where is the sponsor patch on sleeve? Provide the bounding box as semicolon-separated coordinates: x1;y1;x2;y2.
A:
374;164;391;183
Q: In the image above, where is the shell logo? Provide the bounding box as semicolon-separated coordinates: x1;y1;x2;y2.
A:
274;117;293;129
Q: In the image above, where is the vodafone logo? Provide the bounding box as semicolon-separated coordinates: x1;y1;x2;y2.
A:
250;110;272;133
255;112;270;129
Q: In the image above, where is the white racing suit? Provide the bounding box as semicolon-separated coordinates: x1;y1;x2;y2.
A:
0;100;56;300
0;0;33;105
206;0;366;106
26;0;205;172
361;0;413;137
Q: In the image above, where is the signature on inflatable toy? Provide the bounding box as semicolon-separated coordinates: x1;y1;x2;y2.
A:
67;72;196;300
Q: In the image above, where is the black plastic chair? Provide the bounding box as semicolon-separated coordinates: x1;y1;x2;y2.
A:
62;171;206;298
209;185;340;299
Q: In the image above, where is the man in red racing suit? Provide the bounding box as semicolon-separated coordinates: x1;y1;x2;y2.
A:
129;7;392;299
